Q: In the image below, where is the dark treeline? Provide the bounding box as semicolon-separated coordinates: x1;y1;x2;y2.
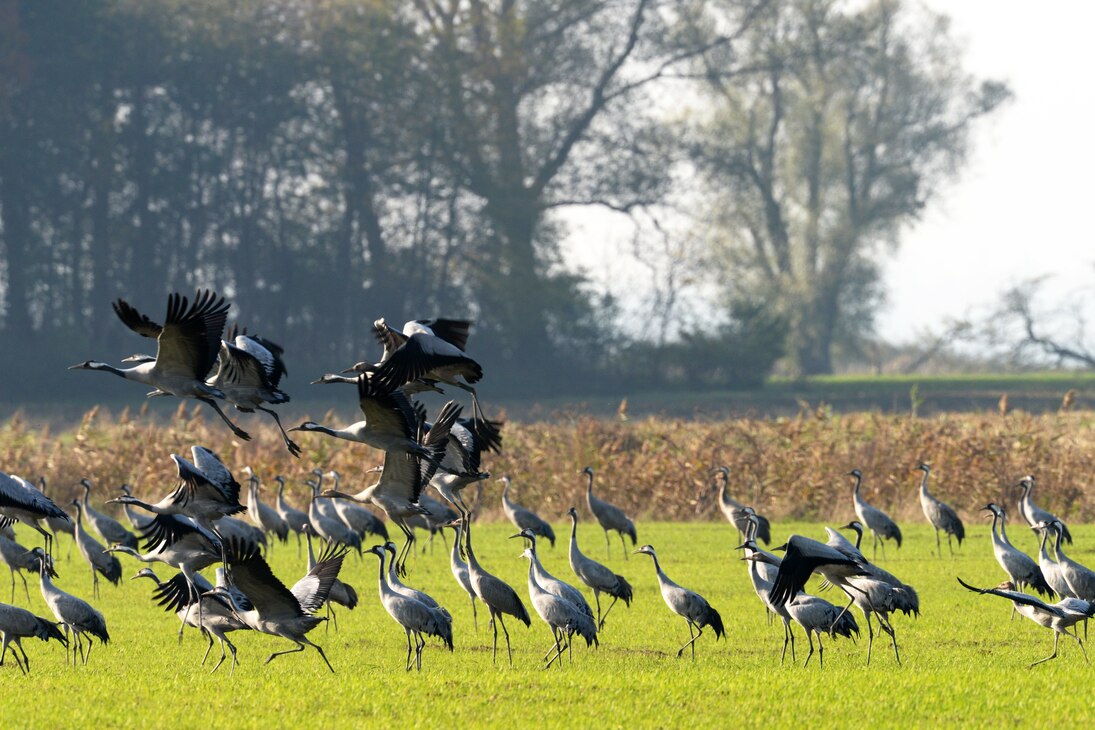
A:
0;1;1003;401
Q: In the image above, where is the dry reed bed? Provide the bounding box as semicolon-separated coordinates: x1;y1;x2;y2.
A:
3;403;1094;523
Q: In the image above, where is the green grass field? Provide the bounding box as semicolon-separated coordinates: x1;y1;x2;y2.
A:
3;521;1094;727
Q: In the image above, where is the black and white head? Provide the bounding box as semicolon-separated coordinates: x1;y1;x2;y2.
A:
632;544;657;559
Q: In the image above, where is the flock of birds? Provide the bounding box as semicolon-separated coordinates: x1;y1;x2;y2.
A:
0;288;1093;675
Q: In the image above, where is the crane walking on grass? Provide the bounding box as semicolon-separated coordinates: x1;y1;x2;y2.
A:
0;600;67;674
581;467;636;559
565;508;633;629
914;464;964;558
366;545;452;671
633;544;723;660
850;470;901;559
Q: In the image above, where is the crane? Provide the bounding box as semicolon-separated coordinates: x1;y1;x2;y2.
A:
445;523;479;630
738;537;796;664
116;485;154;531
765;534;868;616
305;480;361;555
76;479;137;550
1018;476;1072;544
205;536;348;672
274;475;310;556
71;500;122;598
565;507;633;629
500;477;555;547
301;526;358;632
321;471;388;541
0;600;67;674
714;466;771;544
633;545;723;660
460;516;530;664
208;328;299;456
850;469;901;558
914;464;964;557
380;542;448;616
35;552;109;666
68;289;250;441
510;529;593;621
981;504;1052;601
243;468;289;545
520;547;598;668
37;477;75;547
958;577;1093;667
0;471;69;558
319;401;458;574
365;544;452;671
1033;520;1072;600
581;467;636;559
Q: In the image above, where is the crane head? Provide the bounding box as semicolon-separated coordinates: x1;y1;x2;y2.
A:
848;469;862;479
566;507;578;520
130;567;159;582
580;466;594;477
915;463;930;473
632;544;656;558
1017;475;1035;491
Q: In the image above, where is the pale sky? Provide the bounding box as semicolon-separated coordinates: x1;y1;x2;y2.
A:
562;1;1095;346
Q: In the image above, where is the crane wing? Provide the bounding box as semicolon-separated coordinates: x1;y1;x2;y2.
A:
356;375;418;441
112;298;163;339
409;318;472;351
234;334;286;385
223;537;305;619
139;514;219;553
154;290;230;380
955;576;1063;616
290;540;348;614
189;446;243;507
769;537;863;608
0;473;68;520
372;318;408;361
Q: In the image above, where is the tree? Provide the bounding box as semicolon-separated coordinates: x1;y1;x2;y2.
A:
691;0;1009;375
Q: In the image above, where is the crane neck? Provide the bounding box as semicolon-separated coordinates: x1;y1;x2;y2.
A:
987;510;1000;541
585;471;594;496
1038;529;1051;560
371;551;390;595
918;471;930;498
114;496;158;514
1053;526;1064;559
449;526;465;565
851;526;863;550
852;473;862;496
646;552;666;580
305;530;316;568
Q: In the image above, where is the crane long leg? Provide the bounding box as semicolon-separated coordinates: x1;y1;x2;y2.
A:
1070;632;1090;665
256;405;301;457
618;532;628;561
265;642;306;667
18;570;28;603
1029;632;1060;667
209;638;229;674
490;612;499;664
17;640;30;674
803;631;815;668
197;396;251;441
83;635;93;665
677;621;702;661
780;619;791;664
817;632;825;669
594;592;603;629
865;612;874;666
599;596;621;629
394;521;416;577
935;529;941;559
200;630;215;666
880;617;900;665
471;596;478;632
9;568;14;603
405;629;414;672
947;533;955;558
544;631;566;669
498;613;513;665
602;529;611;558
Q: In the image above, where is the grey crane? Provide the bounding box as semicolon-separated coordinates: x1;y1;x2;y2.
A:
369;317;486;422
633;544;724;660
243;469;289;545
520;547;598;669
1033;520;1072;600
214;515;268;554
429;409;496;524
581;467;636;559
302;527;358;631
460;516;530;664
0;471;69;558
914;464;964;557
510;529;593;621
306;479;362;555
408;490;460;554
0;533;42;603
71;500;122;598
78;479;137;550
958;577;1093;667
850;469;901;558
132;567;248;673
36;552;109;666
982;504;1052;599
319;402;458;574
116;485;154;531
832;522;921;615
289;375;435;460
714;466;771;544
1018;475;1072;544
446;523;478;630
381;541;448;616
0;600;67;674
365;544;453;671
738;538;797;663
205;536;348;672
321;471;388;541
208;329;299;456
747;551;860;668
500;477;555;547
766;534;869;619
565;507;633;629
1050;520;1095;603
108;446;245;544
274;475;310;556
68;289;250;441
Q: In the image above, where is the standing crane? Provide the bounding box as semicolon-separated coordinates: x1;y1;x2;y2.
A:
380;542;448;616
365;545;452;671
0;600;67;674
581;467;636;559
243;468;289;546
321;471;388;541
205;537;348;672
71;500;122;598
116;485;154;532
500;477;555;547
510;529;593;622
445;523;478;630
958;577;1093;667
305;480;361;555
565;507;633;629
302;526;358;632
274;476;310;556
633;545;724;660
460;517;530;664
982;504;1052;600
68;289;250;441
1018;476;1072;544
208;328;299;456
850;469;901;558
37;477;75;547
738;537;797;664
520;548;598;668
914;464;964;557
714;466;771;544
36;552;109;666
78;479;137;550
0;533;42;603
0;471;69;558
